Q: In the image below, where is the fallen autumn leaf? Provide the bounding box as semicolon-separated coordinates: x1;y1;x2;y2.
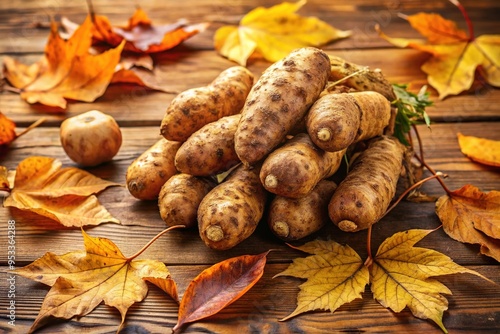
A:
3;156;120;227
214;0;351;66
173;251;269;333
275;240;369;321
371;228;491;333
3;16;124;110
436;184;500;261
457;132;500;167
14;228;179;333
377;8;500;99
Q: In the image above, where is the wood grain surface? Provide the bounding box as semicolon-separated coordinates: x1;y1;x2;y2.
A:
0;0;499;333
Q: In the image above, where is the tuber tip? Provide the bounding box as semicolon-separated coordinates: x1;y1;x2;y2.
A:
338;220;358;232
317;128;332;142
205;225;224;242
272;221;290;238
264;174;278;188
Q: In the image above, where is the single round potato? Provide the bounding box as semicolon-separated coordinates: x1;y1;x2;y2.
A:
60;110;122;166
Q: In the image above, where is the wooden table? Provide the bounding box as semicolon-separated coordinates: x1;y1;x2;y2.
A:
1;0;499;333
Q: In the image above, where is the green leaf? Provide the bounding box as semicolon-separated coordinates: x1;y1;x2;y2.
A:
392;84;433;145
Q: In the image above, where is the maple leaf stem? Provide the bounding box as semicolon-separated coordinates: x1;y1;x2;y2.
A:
450;0;475;40
2;85;21;94
381;172;446;223
16;117;47;139
0;187;11;193
410;124;453;194
126;225;185;261
86;0;96;22
366;226;373;265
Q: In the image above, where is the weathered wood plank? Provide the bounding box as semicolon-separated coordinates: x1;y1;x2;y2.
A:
0;0;498;54
0;264;498;333
0;122;498;267
2;49;499;126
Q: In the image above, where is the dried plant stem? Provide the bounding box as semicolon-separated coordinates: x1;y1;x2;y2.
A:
411;124;453;194
127;225;185;260
2;85;21;94
16;117;47;138
365;172;446;264
450;0;474;40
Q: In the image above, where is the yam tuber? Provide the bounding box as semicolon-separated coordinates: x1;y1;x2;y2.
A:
175;114;241;176
160;66;254;142
234;47;331;166
268;179;337;241
158;173;215;228
329;55;396;101
260;133;345;199
306;91;391;152
197;163;268;250
126;138;181;200
328;135;405;232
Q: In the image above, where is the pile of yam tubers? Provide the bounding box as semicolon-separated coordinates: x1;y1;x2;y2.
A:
126;47;407;250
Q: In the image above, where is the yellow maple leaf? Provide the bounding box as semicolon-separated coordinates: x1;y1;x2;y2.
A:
2;15;124;110
377;11;500;99
3;156;120;226
370;229;491;333
274;240;369;320
214;0;351;66
436;185;500;261
457;132;500;167
14;229;178;333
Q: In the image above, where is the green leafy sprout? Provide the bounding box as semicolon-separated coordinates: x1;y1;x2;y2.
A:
392;84;433;145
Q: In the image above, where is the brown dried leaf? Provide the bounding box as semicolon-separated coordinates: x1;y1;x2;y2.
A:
62;8;207;54
173;251;269;332
436;184;500;261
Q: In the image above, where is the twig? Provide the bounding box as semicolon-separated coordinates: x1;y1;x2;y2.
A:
382;172;446;223
127;225;185;260
16;117;47;138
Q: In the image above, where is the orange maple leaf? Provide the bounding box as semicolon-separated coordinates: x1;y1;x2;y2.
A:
2;16;124;110
377;9;500;99
0;112;16;147
457;132;500;167
3;156;120;227
62;8;208;54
